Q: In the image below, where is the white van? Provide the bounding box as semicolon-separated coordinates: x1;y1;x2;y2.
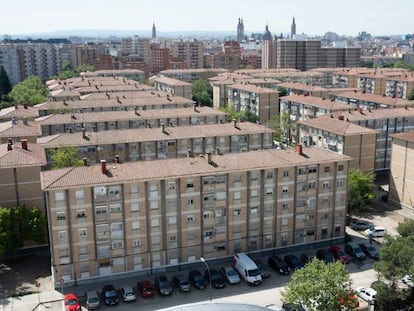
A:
232;253;262;285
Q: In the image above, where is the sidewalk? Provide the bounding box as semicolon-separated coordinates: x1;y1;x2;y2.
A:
1;290;63;311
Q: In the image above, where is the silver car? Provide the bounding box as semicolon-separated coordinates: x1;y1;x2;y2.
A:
120;285;136;302
85;290;100;310
220;266;241;284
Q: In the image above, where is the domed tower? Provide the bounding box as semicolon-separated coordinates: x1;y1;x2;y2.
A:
263;24;272;41
237;18;244;43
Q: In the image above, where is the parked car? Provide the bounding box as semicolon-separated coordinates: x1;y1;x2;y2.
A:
220;266;241;284
253;259;271;278
365;226;387;237
172;274;191;292
154;275;173;296
345;242;366;260
204;268;226;289
102;284;119;306
188;269;207;289
282;302;306;311
283;254;304;270
120;285;136;302
402;274;414;287
85;290;100;310
356;286;377;303
299;252;315;266
358;243;379;259
268;255;290;275
349;219;374;231
328;245;350;264
316;249;335;264
64;293;81;311
137;280;155;298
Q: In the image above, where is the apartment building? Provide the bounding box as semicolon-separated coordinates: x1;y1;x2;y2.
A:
0;118;42;143
299;116;377;172
36;106;227;136
279;94;351;143
37;121;275;165
80;69;145;82
171;40;204;69
0;140;46;210
41;146;350;286
226;83;279;123
159;68;228;83
333;90;413;109
388;131;414;214
331;107;414;171
0;43;64;86
0;104;39;122
277;82;330;98
150;76;193;99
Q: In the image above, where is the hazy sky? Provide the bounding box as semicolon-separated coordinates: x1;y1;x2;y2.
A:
2;0;413;36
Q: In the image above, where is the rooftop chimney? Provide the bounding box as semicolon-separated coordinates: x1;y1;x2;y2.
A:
338;115;344;121
115;155;120;163
11;117;17;125
14;104;18;110
23;116;28;125
7;138;13;145
187;149;194;158
207;152;212;164
100;160;107;174
134;106;140;116
82;128;86;139
21;139;28;150
23;103;28;109
296;144;303;156
357;107;363;114
7;143;12;151
83;157;89;166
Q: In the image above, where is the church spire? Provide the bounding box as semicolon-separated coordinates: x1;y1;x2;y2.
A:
152;22;156;39
291;16;296;38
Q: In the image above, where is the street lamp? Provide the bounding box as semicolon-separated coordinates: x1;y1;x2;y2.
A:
200;257;212;302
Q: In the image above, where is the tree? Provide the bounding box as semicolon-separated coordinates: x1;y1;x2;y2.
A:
348;168;375;212
0;206;47;257
277;86;288;97
220;103;244;122
281;259;358;311
192;79;213;107
50;147;83;169
9;76;47;105
0;66;12;96
408;88;414;100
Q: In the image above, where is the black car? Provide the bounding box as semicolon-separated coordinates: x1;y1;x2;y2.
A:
299;252;315;266
316;249;335;264
188;269;207;289
345;242;366;261
284;254;304;270
253;259;271;278
154;275;173;296
268;255;290;275
102;284;119;306
358;243;379;259
204;268;226;289
282;303;306;311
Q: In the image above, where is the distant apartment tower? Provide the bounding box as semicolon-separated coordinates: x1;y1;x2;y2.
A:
237;18;245;43
171;40;204;69
0;43;63;86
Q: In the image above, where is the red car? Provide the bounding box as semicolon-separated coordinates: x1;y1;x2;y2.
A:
64;293;81;311
329;245;350;264
137;280;155;298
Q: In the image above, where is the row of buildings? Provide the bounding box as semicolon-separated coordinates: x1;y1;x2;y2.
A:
1;67;414;287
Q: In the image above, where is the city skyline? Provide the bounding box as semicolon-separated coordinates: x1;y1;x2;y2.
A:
2;0;413;37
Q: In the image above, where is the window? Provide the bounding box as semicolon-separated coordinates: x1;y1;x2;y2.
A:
251;172;258;181
55;192;64;202
78;228;87;238
133;239;141;247
111;223;123;234
308;181;316;189
188;232;196;240
150;200;158;209
187;198;194;208
151;219;159;227
132;221;140;230
186;180;194;189
324;166;330;173
168;182;176;191
250;207;258;214
58;231;67;241
283;170;289;177
56;212;66;220
266;188;273;196
131;203;139;212
130;184;138;194
169;235;177;242
337;180;343;188
75;190;84;200
95;206;107;215
234;191;241;200
338;165;344;171
282;203;289;210
77;210;86;218
112;240;123;249
110;203;122;213
323;182;329;189
251;189;258;197
298;167;306;175
169;217;177;225
203;211;212;219
282;187;289;193
308;167;317;174
233;209;241;216
150;183;158;198
267;171;273;179
187;215;195;223
234;174;242;183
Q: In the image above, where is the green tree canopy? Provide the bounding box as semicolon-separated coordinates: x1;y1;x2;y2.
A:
9;76;47;105
277;86;288;97
348;168;375;212
192;79;213;107
219;103;259;123
50;147;84;169
0;206;47;256
281;259;358;311
0;66;12;96
55;63;94;80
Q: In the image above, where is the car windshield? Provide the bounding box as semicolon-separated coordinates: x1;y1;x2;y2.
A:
355;246;363;253
227;269;237;276
194;275;204;281
159;281;170;287
124;291;134;296
211;274;222;280
105;290;116;298
248;268;261;276
67;299;78;305
88;297;99;303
